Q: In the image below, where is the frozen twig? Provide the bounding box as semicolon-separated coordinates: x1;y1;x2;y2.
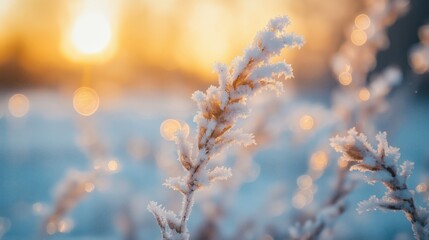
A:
333;66;402;134
148;16;303;240
330;128;429;240
42;170;96;235
42;124;117;236
331;0;409;86
289;1;409;238
195;95;287;239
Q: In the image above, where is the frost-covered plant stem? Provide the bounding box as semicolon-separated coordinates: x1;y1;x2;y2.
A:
148;16;303;240
290;2;410;238
41;123;115;237
331;128;429;239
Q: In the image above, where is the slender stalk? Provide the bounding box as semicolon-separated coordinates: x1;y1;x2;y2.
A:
148;16;303;240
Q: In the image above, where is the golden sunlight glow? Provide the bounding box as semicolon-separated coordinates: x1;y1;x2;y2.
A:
71;12;112;55
355;14;371;30
299;115;314;130
310;151;329;171
338;71;352;86
107;159;119;172
8;94;30;118
358;88;371;101
160;119;190;141
73;87;100;116
351;29;367;46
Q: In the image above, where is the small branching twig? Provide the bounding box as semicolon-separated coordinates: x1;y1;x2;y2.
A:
330;128;429;240
288;1;410;238
147;16;303;240
42;170;96;235
41;124;117;237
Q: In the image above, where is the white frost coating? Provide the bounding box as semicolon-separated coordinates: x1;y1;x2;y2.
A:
357;195;384;213
331;129;429;240
330;0;408;137
248;62;293;82
164;177;189;194
175;130;193;171
208;166;232;183
292;2;410;239
147;201;184;240
148;15;303;240
212;62;230;89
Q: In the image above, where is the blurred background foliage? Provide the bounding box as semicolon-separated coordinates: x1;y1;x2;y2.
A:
1;0;429;239
0;0;426;93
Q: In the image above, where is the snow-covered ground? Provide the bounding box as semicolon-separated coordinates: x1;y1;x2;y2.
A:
0;89;428;239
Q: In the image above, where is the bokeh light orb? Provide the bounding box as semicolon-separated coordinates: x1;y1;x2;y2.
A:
107;159;119;172
297;175;313;189
310;151;328;171
84;182;95;193
355;14;371;30
299;115;314;131
416;183;427;193
73;87;100;116
358;88;371;101
351;29;367;46
160;119;190;141
410;50;428;74
338;71;352;86
71;12;112;55
292;192;307;209
8;94;30;118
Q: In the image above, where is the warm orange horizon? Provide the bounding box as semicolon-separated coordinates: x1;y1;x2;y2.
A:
0;0;359;88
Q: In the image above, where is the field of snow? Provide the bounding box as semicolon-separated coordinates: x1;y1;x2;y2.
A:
0;89;428;240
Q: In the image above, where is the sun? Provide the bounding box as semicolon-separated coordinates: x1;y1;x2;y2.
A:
71;12;112;55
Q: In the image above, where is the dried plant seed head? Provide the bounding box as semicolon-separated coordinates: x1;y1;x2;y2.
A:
344;144;364;161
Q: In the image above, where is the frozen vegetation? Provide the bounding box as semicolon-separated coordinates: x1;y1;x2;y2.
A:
1;1;429;240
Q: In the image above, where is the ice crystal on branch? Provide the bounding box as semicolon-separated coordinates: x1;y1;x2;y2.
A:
330;129;429;239
289;1;409;237
148;16;303;240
